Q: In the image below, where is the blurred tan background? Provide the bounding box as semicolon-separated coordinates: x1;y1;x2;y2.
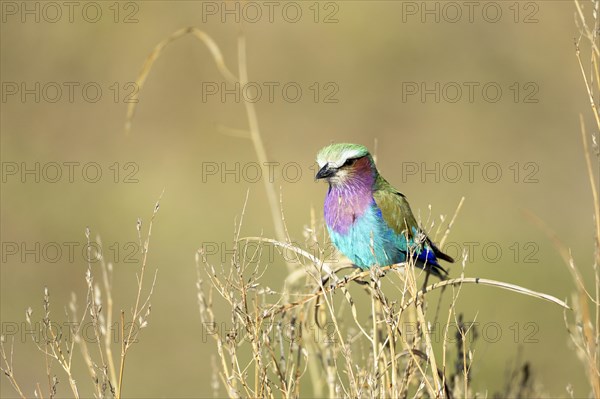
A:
1;1;597;397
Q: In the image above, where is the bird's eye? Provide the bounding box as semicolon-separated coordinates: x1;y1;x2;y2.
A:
343;158;357;167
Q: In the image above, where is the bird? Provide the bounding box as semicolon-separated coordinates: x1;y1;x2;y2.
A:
315;143;454;279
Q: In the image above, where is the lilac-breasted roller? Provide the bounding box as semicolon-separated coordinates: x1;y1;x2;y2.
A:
315;143;453;279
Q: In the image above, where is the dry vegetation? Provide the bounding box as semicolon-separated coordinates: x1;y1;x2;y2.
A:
193;196;571;398
2;1;599;398
1;200;161;399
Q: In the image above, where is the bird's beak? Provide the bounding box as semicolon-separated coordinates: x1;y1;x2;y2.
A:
315;164;335;180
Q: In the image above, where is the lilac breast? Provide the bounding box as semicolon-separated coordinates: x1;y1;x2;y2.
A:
324;174;375;235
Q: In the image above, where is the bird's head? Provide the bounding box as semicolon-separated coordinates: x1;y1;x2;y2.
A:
315;143;376;186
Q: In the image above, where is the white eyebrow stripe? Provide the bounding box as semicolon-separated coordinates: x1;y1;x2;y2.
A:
316;147;364;169
340;148;363;160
